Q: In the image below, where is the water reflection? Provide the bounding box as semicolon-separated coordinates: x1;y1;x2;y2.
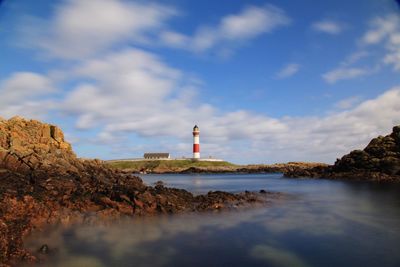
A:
250;245;310;267
24;174;400;267
53;256;105;267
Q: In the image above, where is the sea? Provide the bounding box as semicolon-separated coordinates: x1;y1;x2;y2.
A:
24;173;400;267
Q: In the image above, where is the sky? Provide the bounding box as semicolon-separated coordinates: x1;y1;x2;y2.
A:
0;0;400;164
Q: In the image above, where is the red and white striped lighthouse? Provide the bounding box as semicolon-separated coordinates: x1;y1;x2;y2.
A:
193;125;200;159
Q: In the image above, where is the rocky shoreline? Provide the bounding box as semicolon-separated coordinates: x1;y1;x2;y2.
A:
116;162;328;175
181;162;328;174
0;117;279;266
284;126;400;182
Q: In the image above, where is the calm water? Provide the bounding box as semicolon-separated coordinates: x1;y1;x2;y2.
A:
25;174;400;267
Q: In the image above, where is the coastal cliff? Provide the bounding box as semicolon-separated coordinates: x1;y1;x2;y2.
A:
284;125;400;182
0;117;272;266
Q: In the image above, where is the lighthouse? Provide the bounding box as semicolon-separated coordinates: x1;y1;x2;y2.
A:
193;125;200;159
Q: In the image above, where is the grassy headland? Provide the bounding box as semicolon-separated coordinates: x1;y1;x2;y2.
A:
107;160;238;173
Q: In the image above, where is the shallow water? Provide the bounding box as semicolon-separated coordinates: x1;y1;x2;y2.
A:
25;174;400;267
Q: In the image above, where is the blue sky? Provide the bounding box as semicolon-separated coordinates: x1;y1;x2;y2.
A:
1;0;400;164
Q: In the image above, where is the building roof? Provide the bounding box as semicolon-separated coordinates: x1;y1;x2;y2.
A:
143;153;170;158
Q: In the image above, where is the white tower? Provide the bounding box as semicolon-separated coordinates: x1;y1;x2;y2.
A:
193;125;200;159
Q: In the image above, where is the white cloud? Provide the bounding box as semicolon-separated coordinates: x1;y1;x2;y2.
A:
159;31;189;48
322;67;369;84
22;0;176;59
320;16;400;85
161;4;291;52
20;0;291;59
334;96;362;109
0;72;53;102
193;4;291;51
340;51;369;66
362;14;400;71
63;48;183;131
321;50;372;84
275;63;300;79
362;15;398;44
312;20;343;34
219;5;289;40
0;72;56;119
20;1;291;59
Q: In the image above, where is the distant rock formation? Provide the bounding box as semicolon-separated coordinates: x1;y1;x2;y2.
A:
110;160;327;174
285;125;400;182
176;162;328;174
0;117;275;266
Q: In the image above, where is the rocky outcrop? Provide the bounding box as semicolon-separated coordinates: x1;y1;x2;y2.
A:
0;117;275;266
0;116;74;174
284;126;400;182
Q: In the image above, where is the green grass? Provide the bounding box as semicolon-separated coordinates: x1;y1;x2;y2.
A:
107;159;237;171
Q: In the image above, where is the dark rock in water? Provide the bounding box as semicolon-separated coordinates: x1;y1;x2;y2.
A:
259;189;267;194
154;180;165;187
284;125;400;182
0;117;274;266
39;244;49;254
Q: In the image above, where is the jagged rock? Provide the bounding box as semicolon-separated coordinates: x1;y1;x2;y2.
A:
284;125;400;182
0;117;75;175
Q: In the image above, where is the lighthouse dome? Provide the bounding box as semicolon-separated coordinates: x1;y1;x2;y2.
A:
193;125;199;131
